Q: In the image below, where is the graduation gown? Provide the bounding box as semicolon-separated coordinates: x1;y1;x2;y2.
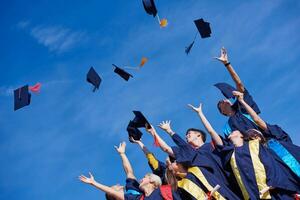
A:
171;134;241;200
264;123;300;178
217;139;300;200
223;88;261;136
145;150;209;200
124;178;181;200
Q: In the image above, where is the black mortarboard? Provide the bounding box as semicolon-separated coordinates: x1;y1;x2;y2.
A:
194;18;211;38
142;0;157;17
14;85;31;111
214;82;236;99
127;121;143;142
86;67;102;92
113;64;133;81
132;111;151;129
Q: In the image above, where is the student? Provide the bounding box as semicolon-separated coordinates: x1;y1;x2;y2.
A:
130;136;222;200
148;125;240;200
214;47;261;136
79;142;173;200
233;90;300;178
188;102;300;199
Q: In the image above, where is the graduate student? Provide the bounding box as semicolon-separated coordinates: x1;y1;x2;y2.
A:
148;125;240;200
188;101;300;199
214;47;261;136
80;141;180;200
232;90;300;179
131;132;224;200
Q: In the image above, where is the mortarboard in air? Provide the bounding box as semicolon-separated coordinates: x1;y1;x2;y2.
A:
142;0;168;28
132;110;151;129
194;18;211;38
185;18;211;54
113;64;133;81
127;120;143;142
14;83;41;111
214;82;236;99
86;67;102;92
124;57;148;70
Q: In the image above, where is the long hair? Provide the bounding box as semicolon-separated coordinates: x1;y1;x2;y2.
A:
245;129;267;144
165;168;178;191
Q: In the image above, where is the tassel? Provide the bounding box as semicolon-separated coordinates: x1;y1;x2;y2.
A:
29;83;41;93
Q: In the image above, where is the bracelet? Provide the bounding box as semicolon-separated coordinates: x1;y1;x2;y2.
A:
224;62;231;67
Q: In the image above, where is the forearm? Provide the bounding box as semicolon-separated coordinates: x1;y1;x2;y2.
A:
120;153;135;179
151;130;174;157
91;181;124;200
225;64;245;92
239;99;267;130
198;112;223;145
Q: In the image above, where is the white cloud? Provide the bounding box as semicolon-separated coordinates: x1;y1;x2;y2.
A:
30;25;86;53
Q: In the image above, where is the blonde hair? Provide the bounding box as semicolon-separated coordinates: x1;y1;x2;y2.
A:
146;173;162;188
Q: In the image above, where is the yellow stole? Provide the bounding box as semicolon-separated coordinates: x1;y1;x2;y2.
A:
230;139;271;199
146;153;159;170
188;167;226;200
177;178;207;199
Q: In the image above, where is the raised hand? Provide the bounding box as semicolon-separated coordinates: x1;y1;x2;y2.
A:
129;137;142;144
232;91;244;101
79;172;95;185
158;120;172;133
214;47;229;64
114;142;126;154
187;103;202;114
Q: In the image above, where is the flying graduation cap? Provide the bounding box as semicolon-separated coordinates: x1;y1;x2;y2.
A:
127;111;151;142
142;0;168;28
14;83;41;111
113;64;133;81
124;57;148;70
185;18;211;55
86;67;102;92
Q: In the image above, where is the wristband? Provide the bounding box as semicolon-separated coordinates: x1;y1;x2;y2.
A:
224;62;231;67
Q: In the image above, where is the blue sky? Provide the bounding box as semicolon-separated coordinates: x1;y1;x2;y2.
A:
0;0;300;199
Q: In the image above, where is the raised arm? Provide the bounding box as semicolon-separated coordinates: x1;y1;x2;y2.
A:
215;47;245;93
188;103;223;146
130;137;167;182
114;142;136;180
146;125;174;157
79;172;124;200
233;91;267;131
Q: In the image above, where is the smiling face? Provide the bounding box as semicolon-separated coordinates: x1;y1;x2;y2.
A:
218;99;234;116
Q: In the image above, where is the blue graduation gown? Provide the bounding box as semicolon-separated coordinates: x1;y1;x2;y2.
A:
264;123;300;178
217;139;300;200
225;88;261;136
171;134;241;200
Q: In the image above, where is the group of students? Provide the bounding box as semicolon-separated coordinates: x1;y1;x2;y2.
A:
78;47;300;200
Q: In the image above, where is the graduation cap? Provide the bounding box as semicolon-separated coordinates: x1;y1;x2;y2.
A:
132;111;151;129
86;67;102;92
194;18;211;38
124;57;148;70
127;121;143;142
142;0;168;28
214;82;236;99
14;83;41;111
113;64;133;81
185;18;211;54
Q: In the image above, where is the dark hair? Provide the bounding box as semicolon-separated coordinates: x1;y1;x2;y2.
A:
245;129;267;144
186;128;207;143
217;100;224;114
